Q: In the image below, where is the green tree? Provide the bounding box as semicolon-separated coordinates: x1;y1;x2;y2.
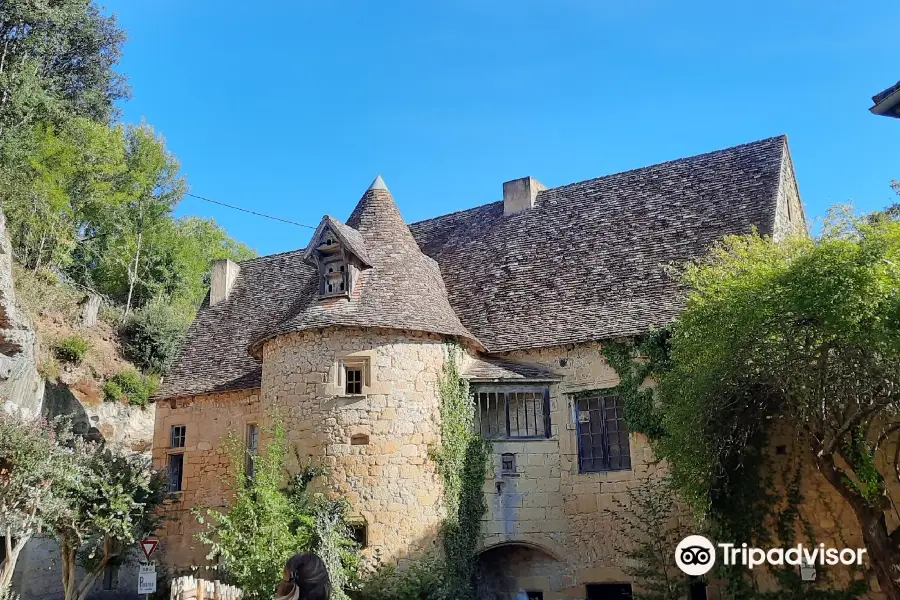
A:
87;123;185;315
0;414;76;594
48;441;165;600
656;208;900;598
0;118;125;270
195;422;357;600
0;0;127;143
607;477;696;600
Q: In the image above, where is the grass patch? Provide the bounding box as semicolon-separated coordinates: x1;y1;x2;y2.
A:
53;335;92;364
103;369;158;407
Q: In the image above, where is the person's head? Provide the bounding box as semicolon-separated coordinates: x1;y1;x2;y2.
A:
277;553;331;600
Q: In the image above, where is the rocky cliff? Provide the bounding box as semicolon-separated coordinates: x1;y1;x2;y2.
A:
0;207;154;450
0;209;44;417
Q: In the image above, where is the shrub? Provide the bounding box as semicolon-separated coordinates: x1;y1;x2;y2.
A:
351;555;449;600
120;300;190;374
53;335;92;364
102;370;158;407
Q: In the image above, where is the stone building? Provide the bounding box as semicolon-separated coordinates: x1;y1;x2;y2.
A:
152;136;810;599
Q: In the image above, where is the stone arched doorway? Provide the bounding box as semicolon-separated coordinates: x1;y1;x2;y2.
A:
475;542;563;600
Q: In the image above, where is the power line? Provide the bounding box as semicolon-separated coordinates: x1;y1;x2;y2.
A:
184;192;317;229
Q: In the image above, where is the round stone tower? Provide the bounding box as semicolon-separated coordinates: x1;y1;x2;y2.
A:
250;176;480;564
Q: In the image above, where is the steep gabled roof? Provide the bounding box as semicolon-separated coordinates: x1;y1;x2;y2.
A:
156;136;793;400
303;215;372;267
409;135;788;352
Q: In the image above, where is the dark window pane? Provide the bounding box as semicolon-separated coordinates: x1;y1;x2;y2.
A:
246;424;259;479
576;392;631;472
167;453;184;493
350;523;367;548
473;388;550;439
586;583;632;599
346;369;362;395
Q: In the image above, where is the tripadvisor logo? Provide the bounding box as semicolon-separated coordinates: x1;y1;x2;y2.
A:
675;535;867;576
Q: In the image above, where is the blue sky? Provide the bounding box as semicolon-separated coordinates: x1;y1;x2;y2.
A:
107;0;898;257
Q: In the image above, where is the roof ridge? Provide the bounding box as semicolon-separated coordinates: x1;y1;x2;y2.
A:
410;135;786;228
543;135;786;195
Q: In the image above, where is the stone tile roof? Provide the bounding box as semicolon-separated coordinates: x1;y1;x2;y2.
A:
247;185;480;356
304;215;372;267
155;249;313;399
410;135;787;352
156;136;790;400
463;357;562;382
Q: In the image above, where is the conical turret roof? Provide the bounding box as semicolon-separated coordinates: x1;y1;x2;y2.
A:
249;176;479;354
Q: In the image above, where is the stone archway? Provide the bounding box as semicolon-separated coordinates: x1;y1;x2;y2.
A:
475;542;563;600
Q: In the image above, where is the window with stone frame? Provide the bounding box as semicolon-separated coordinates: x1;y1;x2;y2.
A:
574;391;631;472
501;453;516;475
170;425;186;448
339;356;370;396
473;386;550;439
350;522;368;548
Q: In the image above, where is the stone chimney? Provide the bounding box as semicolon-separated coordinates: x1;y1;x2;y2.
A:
503;176;547;215
210;259;241;306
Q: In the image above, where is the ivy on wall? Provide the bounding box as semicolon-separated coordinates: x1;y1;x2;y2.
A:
602;334;867;600
433;343;489;600
354;345;489;600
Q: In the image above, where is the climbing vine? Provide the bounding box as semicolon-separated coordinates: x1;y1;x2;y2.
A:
603;333;867;600
353;345;489;600
433;343;489;599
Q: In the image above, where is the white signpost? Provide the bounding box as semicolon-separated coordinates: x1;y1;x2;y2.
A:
138;563;157;594
138;539;159;596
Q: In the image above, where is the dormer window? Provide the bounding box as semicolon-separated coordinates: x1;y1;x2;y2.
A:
303;216;372;300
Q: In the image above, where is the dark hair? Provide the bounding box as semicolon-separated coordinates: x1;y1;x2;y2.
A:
285;553;331;600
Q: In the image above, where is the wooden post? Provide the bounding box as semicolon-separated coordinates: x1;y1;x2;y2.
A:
79;293;101;327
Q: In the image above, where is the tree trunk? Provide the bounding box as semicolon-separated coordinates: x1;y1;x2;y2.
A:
60;538;113;600
124;225;142;317
853;505;900;600
60;543;76;600
812;450;900;599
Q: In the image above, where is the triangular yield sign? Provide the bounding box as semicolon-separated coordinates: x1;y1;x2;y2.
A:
140;539;158;560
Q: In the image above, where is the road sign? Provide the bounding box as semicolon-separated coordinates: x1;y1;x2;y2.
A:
800;558;817;582
139;539;158;561
138;563;156;594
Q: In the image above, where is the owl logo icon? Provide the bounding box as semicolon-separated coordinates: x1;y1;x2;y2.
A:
676;535;716;576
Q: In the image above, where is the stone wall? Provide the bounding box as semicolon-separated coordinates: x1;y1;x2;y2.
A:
150;331;890;599
476;343;882;599
474;342;669;598
151;387;261;571
773;142;806;241
260;327;448;566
